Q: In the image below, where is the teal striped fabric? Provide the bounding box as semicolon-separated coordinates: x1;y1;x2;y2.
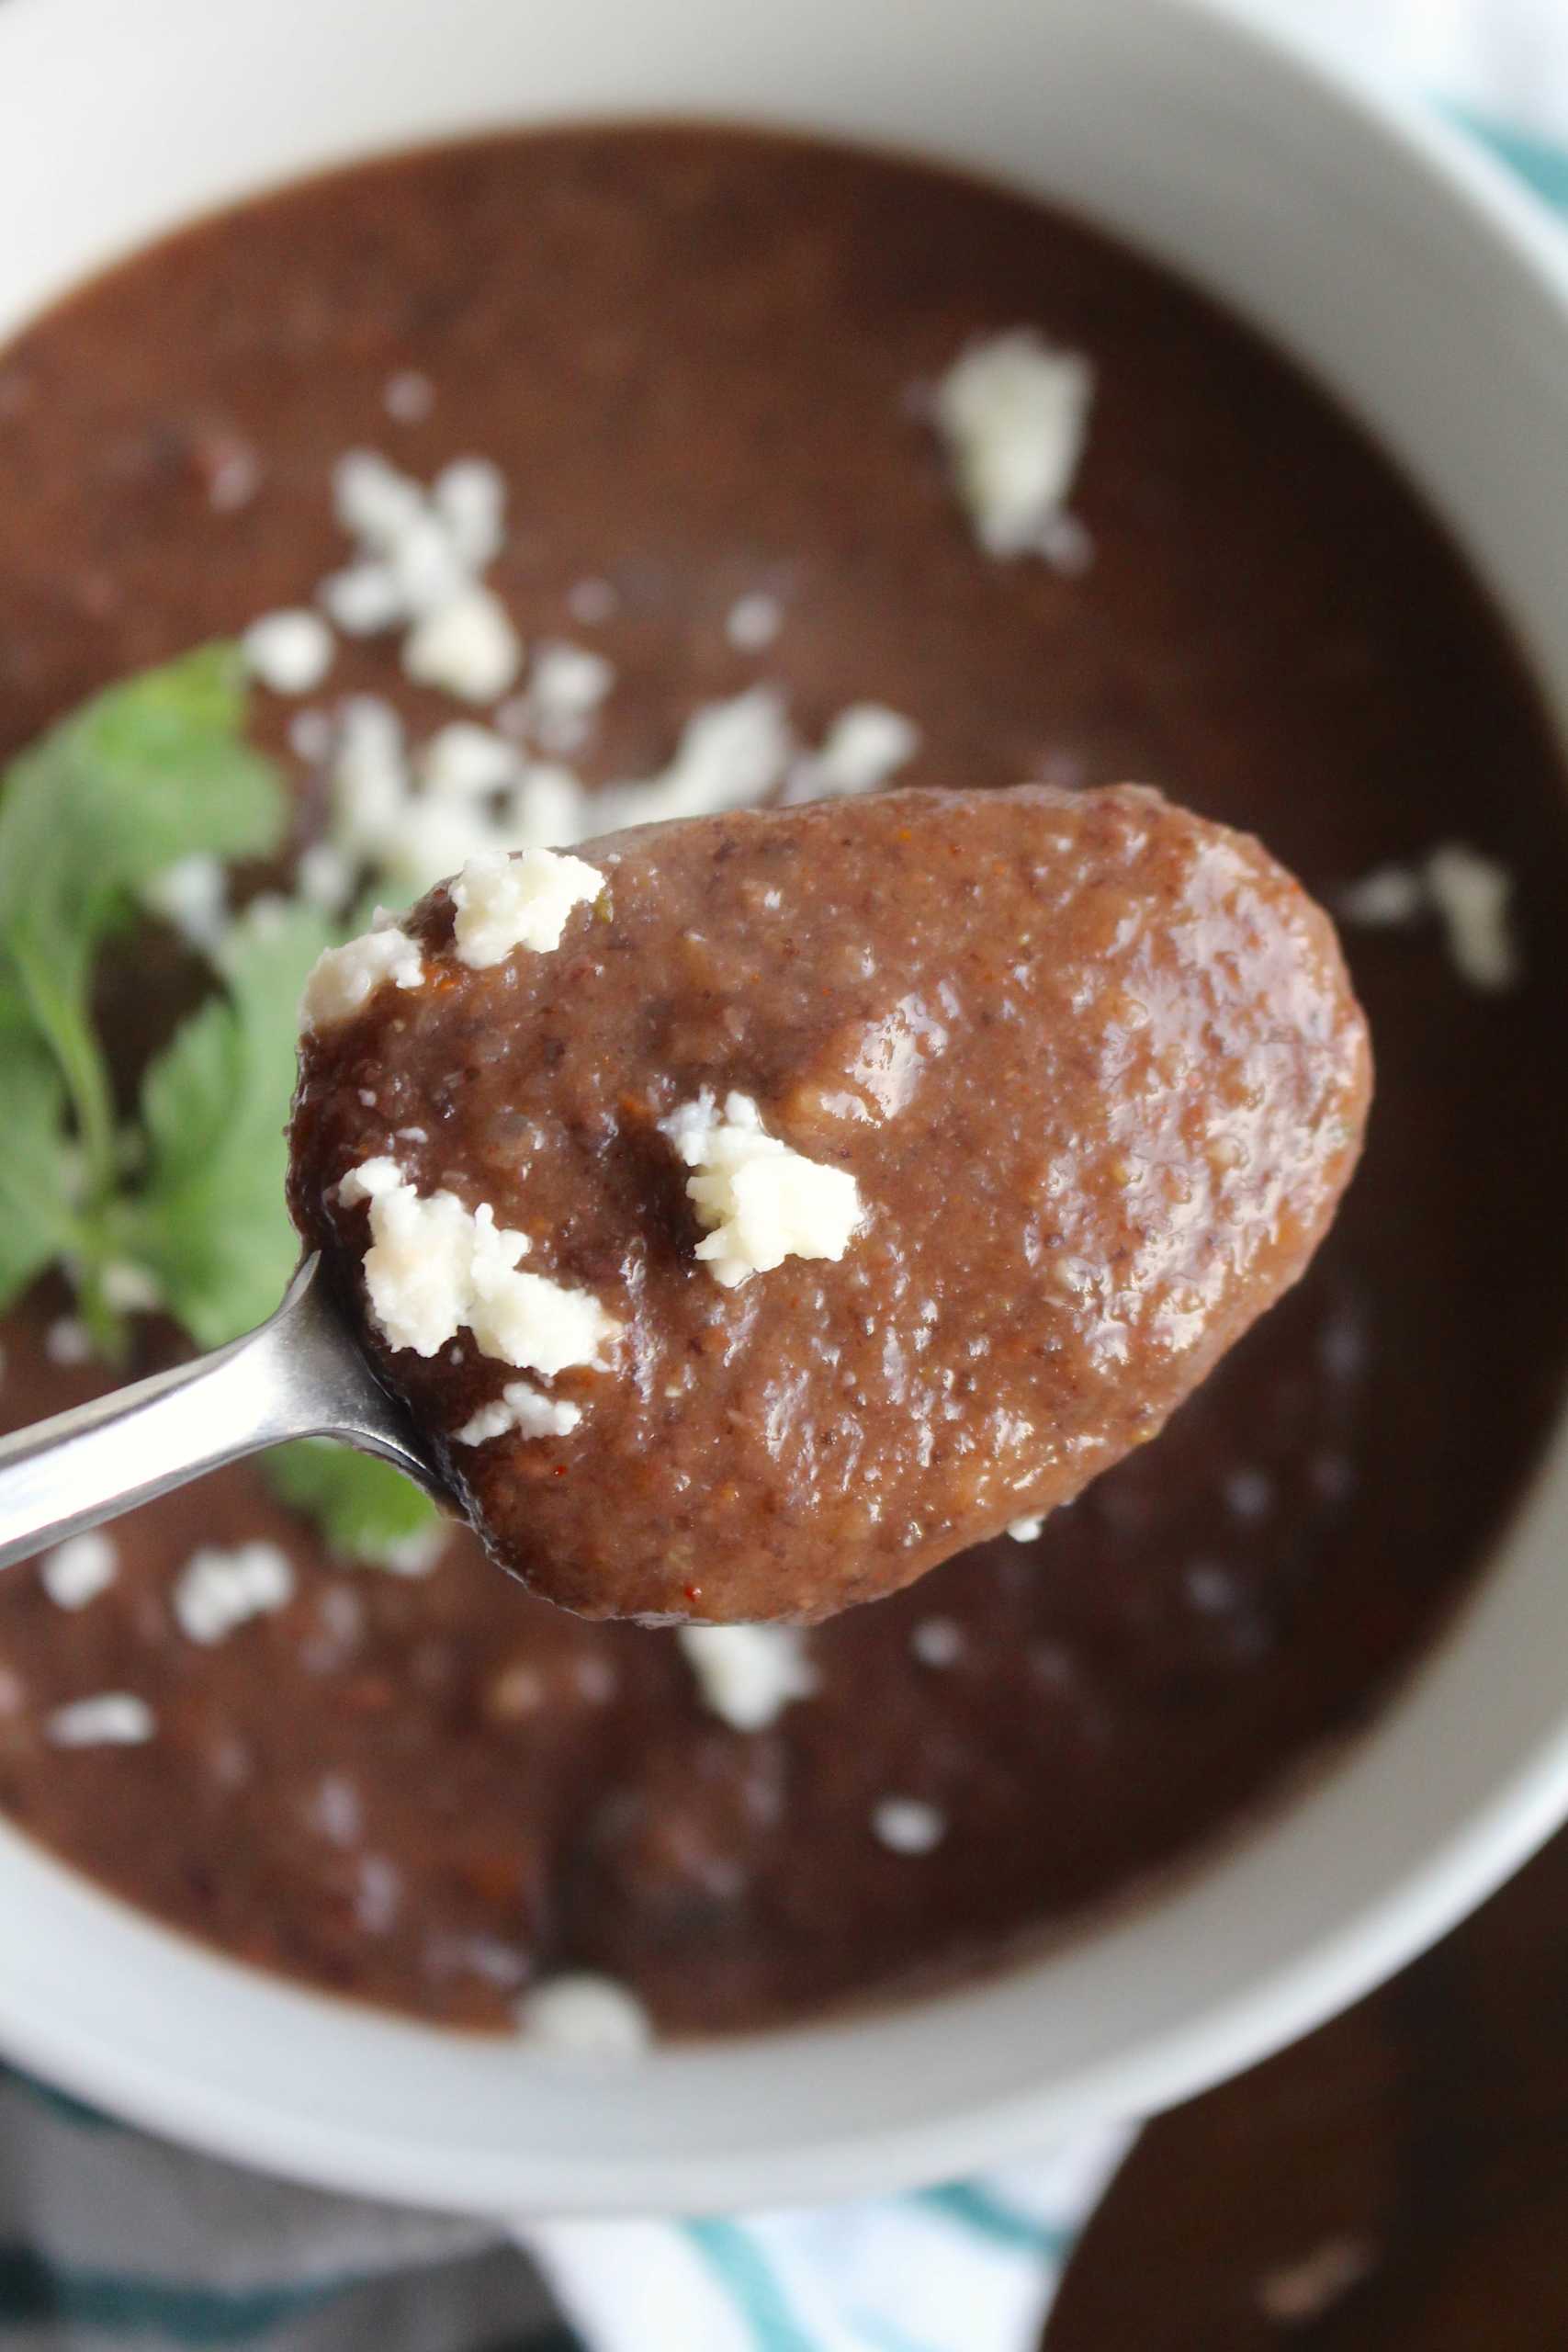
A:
0;2244;361;2345
684;2222;823;2352
1454;107;1568;210
0;2059;573;2346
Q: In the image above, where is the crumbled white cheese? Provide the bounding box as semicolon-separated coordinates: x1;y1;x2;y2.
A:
932;329;1094;560
381;1524;449;1578
242;608;335;695
457;1250;615;1376
99;1261;160;1314
449;845;605;966
818;703;920;791
355;1854;402;1933
678;1624;817;1731
330;697;414;856
288;707;334;764
456;1384;583;1448
141;852;230;953
783;703;920;805
173;1541;296;1645
509;639;615;755
383;368;435;424
1007;1515;1044;1543
725;591;783;651
1339;842;1518;992
207;445;261;514
296;841;356;913
337;1159;619;1374
370;795;506;902
433;458;507;570
333;449;429;553
418;721;520;800
39;1531;118;1611
320;561;405;636
597;685;794;833
910;1616;964;1668
402;584;522;702
518;1973;652;2057
1257;2235;1377;2326
235;891;291;945
341;462;468;611
310;1617;366;1692
321;677;799;902
1036;511;1095;575
640;684;793;821
660;1091;863;1288
47;1692;155;1747
1425;843;1517;993
872;1796;947;1854
322;450;520;703
423;684;780;860
337;1162;523;1355
1224;1466;1273;1522
1337;864;1425;927
567;575;618;626
44;1317;92;1367
299;925;424;1031
390;514;475;621
309;1773;363;1848
501;763;592;853
321;673;516;903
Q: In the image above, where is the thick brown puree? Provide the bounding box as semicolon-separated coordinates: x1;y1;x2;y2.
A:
290;786;1369;1623
0;125;1565;2032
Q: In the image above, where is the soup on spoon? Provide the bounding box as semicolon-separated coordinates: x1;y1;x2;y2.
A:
288;782;1371;1623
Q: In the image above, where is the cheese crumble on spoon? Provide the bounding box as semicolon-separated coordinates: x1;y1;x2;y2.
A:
658;1092;864;1288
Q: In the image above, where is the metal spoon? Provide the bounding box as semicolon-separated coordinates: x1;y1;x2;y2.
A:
0;1256;446;1571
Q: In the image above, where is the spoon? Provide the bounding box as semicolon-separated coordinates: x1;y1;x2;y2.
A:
0;783;1371;1614
0;1254;445;1572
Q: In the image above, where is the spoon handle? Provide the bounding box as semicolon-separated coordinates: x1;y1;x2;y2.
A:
0;1256;441;1571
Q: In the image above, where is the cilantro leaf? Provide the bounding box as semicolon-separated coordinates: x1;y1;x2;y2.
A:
0;644;286;1201
0;641;440;1563
127;896;334;1349
265;1440;442;1569
0;971;79;1313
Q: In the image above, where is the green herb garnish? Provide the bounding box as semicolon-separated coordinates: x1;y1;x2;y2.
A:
0;643;282;1326
0;644;440;1566
0;972;77;1311
265;1438;442;1567
130;895;336;1348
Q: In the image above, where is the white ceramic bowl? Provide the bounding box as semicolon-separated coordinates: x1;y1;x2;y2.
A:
2;0;1567;2221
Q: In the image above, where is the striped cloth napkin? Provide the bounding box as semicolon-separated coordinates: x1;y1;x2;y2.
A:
521;2142;1131;2352
0;2062;1128;2351
1;77;1564;2352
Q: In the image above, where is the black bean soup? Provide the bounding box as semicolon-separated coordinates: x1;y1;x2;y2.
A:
0;125;1563;2037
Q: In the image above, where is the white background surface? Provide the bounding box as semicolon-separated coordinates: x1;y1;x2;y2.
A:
1253;0;1568;141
